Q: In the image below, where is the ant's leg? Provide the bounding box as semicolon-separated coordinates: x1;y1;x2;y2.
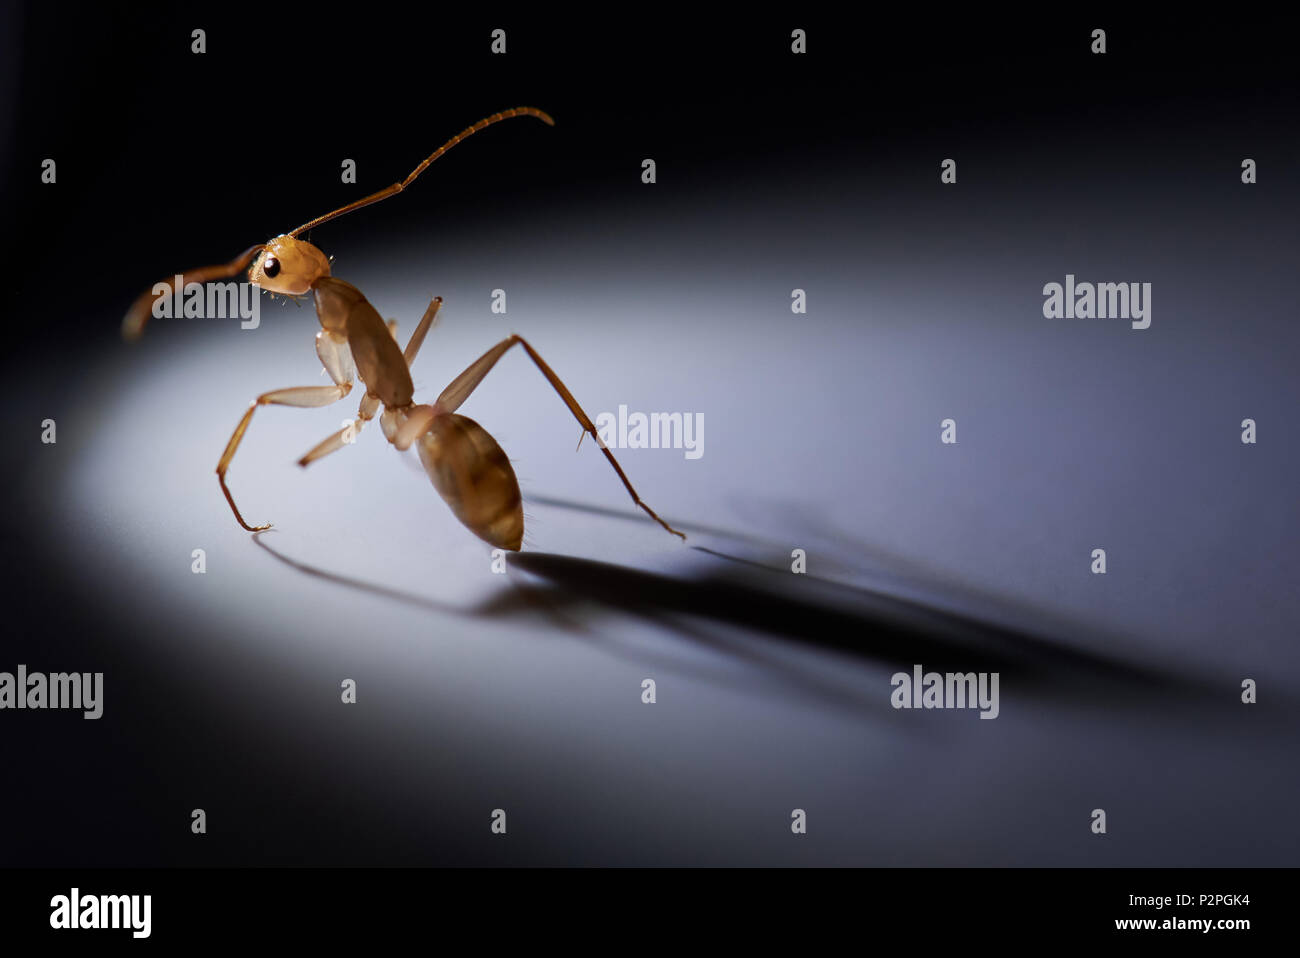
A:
216;333;354;531
298;393;380;466
402;296;442;367
431;335;685;540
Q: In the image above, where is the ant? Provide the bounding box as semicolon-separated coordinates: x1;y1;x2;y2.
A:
122;107;684;551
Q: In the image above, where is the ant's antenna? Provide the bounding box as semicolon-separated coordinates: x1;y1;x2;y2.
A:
121;243;266;341
121;108;553;341
287;107;555;238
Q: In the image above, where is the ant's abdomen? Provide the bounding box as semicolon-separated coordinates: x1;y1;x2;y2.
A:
417;414;524;551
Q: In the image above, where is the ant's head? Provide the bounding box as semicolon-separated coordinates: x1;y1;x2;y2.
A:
248;235;331;295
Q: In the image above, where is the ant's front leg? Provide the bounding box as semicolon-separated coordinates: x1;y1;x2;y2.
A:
215;331;354;531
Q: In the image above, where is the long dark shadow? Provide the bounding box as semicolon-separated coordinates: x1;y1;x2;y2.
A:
253;509;1224;714
519;493;1227;705
507;549;1219;709
252;532;886;715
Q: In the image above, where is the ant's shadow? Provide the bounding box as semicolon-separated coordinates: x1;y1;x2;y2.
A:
253;502;1219;719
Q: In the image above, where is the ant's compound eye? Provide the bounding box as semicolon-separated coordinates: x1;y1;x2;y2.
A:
262;255;281;278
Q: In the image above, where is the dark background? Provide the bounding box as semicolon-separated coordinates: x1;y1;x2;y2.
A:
7;7;1295;349
2;5;1297;867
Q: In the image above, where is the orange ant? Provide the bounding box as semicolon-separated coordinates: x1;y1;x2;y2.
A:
122;107;685;551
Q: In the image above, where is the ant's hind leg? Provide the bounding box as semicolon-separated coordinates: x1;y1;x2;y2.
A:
433;334;686;541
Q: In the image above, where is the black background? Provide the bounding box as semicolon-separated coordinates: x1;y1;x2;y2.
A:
8;7;1295;356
